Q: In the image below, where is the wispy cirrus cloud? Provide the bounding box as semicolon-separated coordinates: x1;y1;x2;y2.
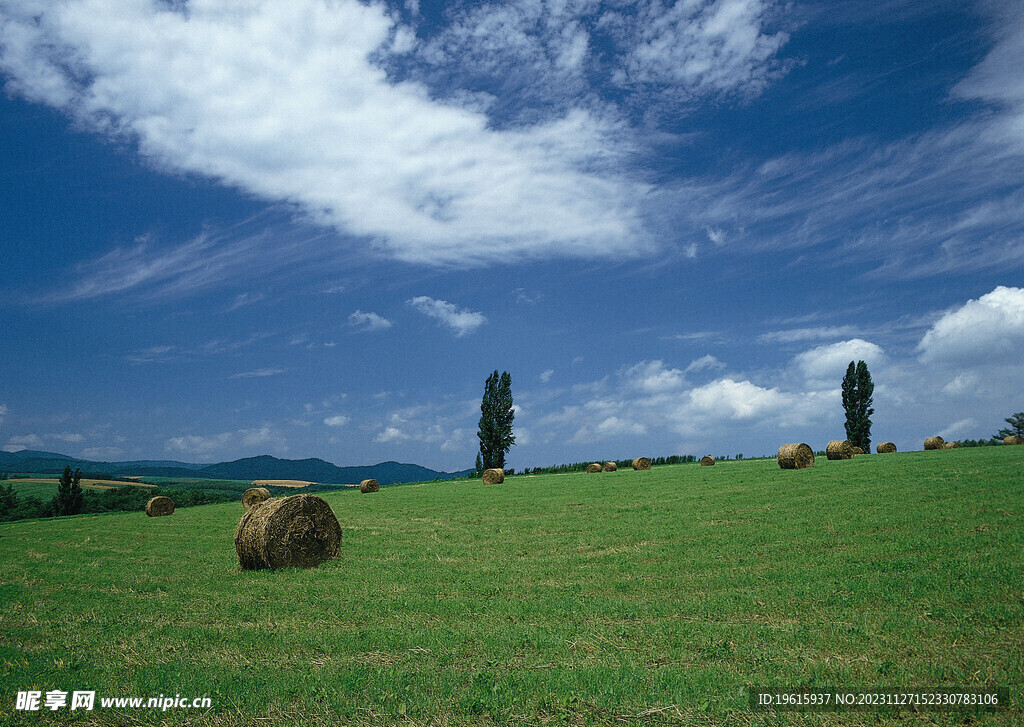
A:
407;296;486;337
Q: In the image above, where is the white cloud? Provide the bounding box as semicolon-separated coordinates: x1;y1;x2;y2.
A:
5;434;44;450
685;354;725;373
757;325;859;344
165;425;278;459
1;444;27;453
408;296;486;336
375;426;409;443
81;446;126;460
229;368;287;379
0;0;650;267
348;310;393;332
917;286;1024;366
50;432;85;443
539;369;554;383
619;360;687;394
939;418;977;440
323;415;351;428
792;339;886;382
686;378;788;420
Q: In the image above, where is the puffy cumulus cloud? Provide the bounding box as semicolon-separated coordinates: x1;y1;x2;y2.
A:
0;0;650;267
348;310;393;332
5;434;44;450
618;360;687;394
375;426;409;443
323;415;350;428
917;286;1024;366
686;378;788;420
408;296;486;336
165;425;279;459
792;339;886;382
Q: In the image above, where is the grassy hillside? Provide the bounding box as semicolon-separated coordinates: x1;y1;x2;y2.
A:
1;447;1021;725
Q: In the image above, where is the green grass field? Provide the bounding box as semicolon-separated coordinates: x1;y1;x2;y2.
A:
1;447;1021;725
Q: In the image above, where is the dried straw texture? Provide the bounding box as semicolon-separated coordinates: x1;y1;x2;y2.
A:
235;494;341;571
877;442;897;453
1004;435;1024;446
602;462;618;472
924;436;946;450
482;469;505;485
631;457;652;470
778;443;814;470
586;463;603;473
145;496;175;517
359;479;380;493
826;440;855;460
700;456;715;466
242;487;271;510
943;441;961;449
851;446;864;455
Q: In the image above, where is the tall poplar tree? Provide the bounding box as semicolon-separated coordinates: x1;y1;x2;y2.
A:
53;465;84;516
478;370;515;470
842;360;874;453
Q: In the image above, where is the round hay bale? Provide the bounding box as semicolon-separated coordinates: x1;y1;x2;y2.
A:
234;494;341;570
777;443;814;470
924;436;945;450
359;479;380;493
586;463;603;473
877;442;897;453
943;441;961;449
242;487;271;509
1004;435;1024;446
481;468;505;485
700;455;715;466
826;440;855;460
145;495;175;517
631;457;652;470
851;446;864;455
602;461;617;472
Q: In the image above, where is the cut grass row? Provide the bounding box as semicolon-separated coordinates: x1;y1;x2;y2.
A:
1;446;1021;725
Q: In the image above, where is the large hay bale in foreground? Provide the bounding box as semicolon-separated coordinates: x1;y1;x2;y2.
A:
359;479;380;493
242;487;271;509
877;442;897;453
826;440;855;460
235;494;341;570
631;457;652;470
1004;435;1024;446
700;455;715;466
943;441;961;449
482;468;504;485
586;463;603;473
778;443;814;470
145;496;175;517
602;461;617;472
924;436;945;450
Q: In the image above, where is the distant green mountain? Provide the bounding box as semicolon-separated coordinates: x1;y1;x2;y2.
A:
0;450;472;485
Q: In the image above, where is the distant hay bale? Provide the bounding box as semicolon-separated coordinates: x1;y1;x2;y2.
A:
631;457;652;470
943;441;961;449
482;468;505;485
1004;435;1024;446
234;494;341;571
777;443;814;470
851;446;864;455
826;440;855;460
145;496;175;517
586;463;603;473
359;479;380;494
877;442;897;453
242;487;271;509
602;461;617;472
924;436;946;450
700;455;715;466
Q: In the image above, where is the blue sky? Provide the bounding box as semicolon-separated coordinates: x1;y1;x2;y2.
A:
1;0;1022;471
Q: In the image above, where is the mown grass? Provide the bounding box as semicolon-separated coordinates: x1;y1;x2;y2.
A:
1;447;1021;726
